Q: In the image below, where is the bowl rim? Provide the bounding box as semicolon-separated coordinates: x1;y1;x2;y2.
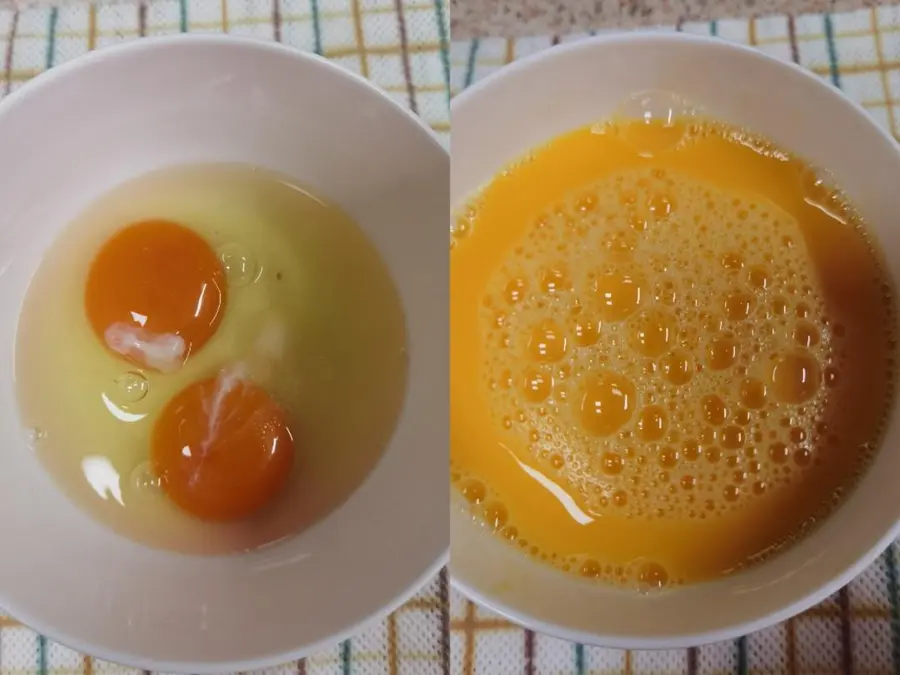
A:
449;29;900;650
0;33;450;672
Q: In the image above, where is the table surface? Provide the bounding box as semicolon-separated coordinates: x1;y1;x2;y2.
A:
450;0;886;38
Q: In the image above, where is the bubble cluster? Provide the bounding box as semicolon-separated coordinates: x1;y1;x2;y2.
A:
595;90;698;159
217;242;262;287
111;371;150;404
451;112;898;590
476;166;856;526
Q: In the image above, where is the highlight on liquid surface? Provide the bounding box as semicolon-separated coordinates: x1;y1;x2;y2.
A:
17;164;408;554
450;98;897;590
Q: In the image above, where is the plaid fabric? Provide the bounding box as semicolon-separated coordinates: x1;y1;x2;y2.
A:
0;568;449;674
451;5;900;141
0;0;450;672
0;572;449;675
0;0;450;142
450;6;900;674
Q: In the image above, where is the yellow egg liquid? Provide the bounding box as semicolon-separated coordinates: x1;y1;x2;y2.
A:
450;118;897;588
17;164;408;554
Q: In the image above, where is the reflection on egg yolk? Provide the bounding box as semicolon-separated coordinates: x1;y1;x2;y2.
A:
151;374;295;521
85;220;226;372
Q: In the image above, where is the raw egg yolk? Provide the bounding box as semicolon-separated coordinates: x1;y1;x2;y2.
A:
85;220;226;372
151;372;295;521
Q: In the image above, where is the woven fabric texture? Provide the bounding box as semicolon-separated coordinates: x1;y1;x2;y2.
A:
449;6;900;674
0;570;448;674
0;0;450;672
0;0;450;142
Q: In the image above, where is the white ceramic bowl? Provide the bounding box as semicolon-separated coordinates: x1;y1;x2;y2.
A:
451;32;900;648
0;36;448;670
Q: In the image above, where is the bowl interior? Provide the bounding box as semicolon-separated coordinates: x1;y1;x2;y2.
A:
0;36;448;669
450;33;900;647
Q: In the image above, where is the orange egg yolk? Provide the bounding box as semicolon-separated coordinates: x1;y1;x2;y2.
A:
151;372;295;522
84;220;226;372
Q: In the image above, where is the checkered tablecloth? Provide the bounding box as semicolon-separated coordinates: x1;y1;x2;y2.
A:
450;6;900;675
0;571;448;675
0;0;449;672
0;544;449;670
0;0;450;143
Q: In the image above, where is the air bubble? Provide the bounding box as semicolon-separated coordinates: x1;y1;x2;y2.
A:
648;194;675;219
661;350;693;385
112;371;150;404
799;165;847;223
541;265;571;294
770;351;821;404
573;318;600;346
793;448;812;466
528;319;568;362
789;427;807;444
579;370;636;436
707;336;739;370
218;242;261;287
505;277;527;304
636;561;669;592
630;309;675;357
721;426;745;449
594;268;646;322
682;440;701;460
739;378;767;409
461;479;486;504
27;427;47;444
704;446;722;463
522;368;553;403
601;228;639;258
748;266;770;290
771;297;789;316
601;451;625;475
724;290;754;321
580;559;603;578
701;395;728;426
637;405;668;441
130;461;161;493
616;90;694;157
769;442;790;464
721;252;744;271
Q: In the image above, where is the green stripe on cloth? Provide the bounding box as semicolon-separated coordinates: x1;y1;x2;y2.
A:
710;20;718;36
736;636;747;675
464;39;479;88
178;0;187;32
434;0;450;105
45;8;57;69
37;635;46;675
885;546;900;675
574;642;585;674
823;13;841;88
341;639;351;675
310;0;323;54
